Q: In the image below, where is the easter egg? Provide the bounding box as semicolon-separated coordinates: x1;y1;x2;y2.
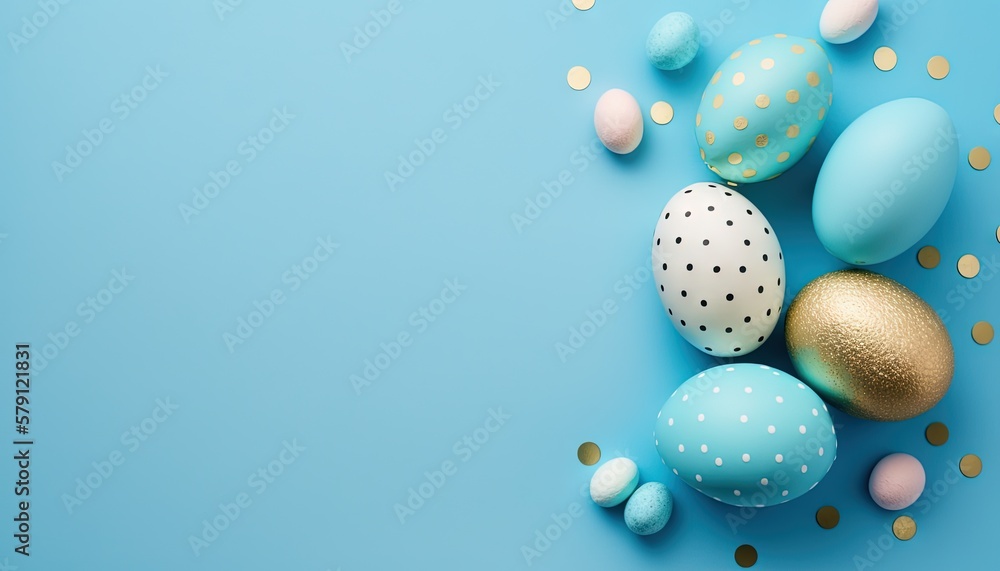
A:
594;89;644;154
646;12;700;71
869;453;926;510
785;270;954;421
624;482;673;535
590;457;639;507
652;182;785;357
695;34;833;184
819;0;879;44
654;364;837;507
813;98;958;265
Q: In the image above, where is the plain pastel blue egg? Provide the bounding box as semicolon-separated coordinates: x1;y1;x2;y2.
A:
646;12;700;71
813;98;958;265
624;482;673;536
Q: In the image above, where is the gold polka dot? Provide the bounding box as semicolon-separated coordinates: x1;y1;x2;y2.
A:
973;321;995;345
960;454;983;478
700;148;706;160
917;246;941;269
927;55;950;80
828;62;834;75
696;113;702;127
761;58;775;70
755;134;769;148
893;516;917;541
807;72;820;87
808;136;816;148
733;72;746;86
726;181;739;187
567;66;591;90
775;33;787;38
874;46;897;71
712;71;722;85
713;94;724;109
577;442;600;465
816;506;840;529
571;0;595;10
829;93;833;106
735;545;758;568
749;39;762;46
706;131;716;145
786;125;800;138
734;116;748;130
650;101;674;125
731;50;742;60
925;422;949;446
818;107;827;120
728;152;743;165
777;152;791;163
791;44;805;54
958;254;981;278
743;168;757;178
786;89;800;103
755;94;770;109
710;165;722;175
766;173;781;181
995;104;1000;125
969;147;991;170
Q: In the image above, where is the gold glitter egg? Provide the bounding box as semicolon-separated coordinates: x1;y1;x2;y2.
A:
785;270;954;421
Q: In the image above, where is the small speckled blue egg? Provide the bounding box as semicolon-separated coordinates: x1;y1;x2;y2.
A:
654;364;837;507
695;34;833;184
624;482;673;535
646;13;700;71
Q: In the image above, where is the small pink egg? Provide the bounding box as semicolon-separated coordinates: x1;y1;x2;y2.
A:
594;89;643;154
868;453;926;510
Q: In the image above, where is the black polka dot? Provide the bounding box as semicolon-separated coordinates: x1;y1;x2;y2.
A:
767;309;772;316
684;189;693;193
656;238;661;245
744;316;752;323
726;293;734;301
703;239;710;246
700;300;708;307
686;264;693;271
668;308;673;315
758;286;764;293
708;185;717;188
764;227;771;235
746;209;753;215
705;347;713;351
777;277;782;286
685;211;692;217
665;213;670;219
734;347;741;353
744;239;751;246
725;327;733;333
713;266;721;273
660;285;665;292
724;191;732;196
680;320;687;326
739;266;747;273
762;254;769;262
757;336;765;342
675;237;682;244
662;263;668;270
708;206;716;212
726;220;734;226
779;252;783;260
681;290;688;297
699;325;707;331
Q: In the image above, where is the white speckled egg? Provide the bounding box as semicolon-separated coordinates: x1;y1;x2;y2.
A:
654;364;838;507
820;0;879;44
590;457;639;507
594;89;644;154
652;183;785;357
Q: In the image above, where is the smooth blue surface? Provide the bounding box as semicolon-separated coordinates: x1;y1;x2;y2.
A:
0;1;996;569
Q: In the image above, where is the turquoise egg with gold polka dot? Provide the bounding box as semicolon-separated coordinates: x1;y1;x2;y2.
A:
695;34;833;184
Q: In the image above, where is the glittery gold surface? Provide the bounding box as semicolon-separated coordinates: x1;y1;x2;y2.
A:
577;442;600;465
785;270;954;421
735;545;758;568
917;246;941;269
960;454;983;478
893;516;917;540
874;47;897;71
816;506;840;529
925;422;949;446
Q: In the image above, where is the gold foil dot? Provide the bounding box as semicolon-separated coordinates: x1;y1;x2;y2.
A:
710;165;722;175
577;442;600;465
958;254;981;278
893;516;917;541
727;181;739;187
807;71;820;87
927;55;950;80
925;422;949;446
749;39;762;46
969;146;991;170
775;33;787;38
917;246;941;269
743;168;757;178
786;90;800;104
735;545;758;568
733;72;746;86
818;107;827;120
816;506;840;529
766;173;781;181
567;66;591;91
755;134;769;148
777;152;790;163
696;113;702;126
960;454;983;478
791;45;806;55
729;152;743;165
650;101;674;125
809;136;816;147
995;104;1000;125
731;50;743;60
973;321;995;345
700;148;706;160
713;94;725;109
572;0;595;10
874;47;897;71
712;71;722;85
996;225;1000;243
755;94;770;109
829;93;833;105
828;62;834;75
734;116;749;130
787;125;800;138
761;58;775;70
706;131;716;145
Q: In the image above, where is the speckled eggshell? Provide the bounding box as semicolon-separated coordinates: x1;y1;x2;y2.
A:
646;12;700;71
594;88;644;154
652;182;785;357
624;482;673;535
820;0;879;44
869;453;926;510
695;34;833;184
590;457;639;508
654;364;838;507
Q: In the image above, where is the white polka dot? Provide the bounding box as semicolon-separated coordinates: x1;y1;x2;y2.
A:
701;444;708;453
775;396;784;403
745;387;753;393
682;394;689;402
760;365;771;370
799;425;807;434
673;468;679;475
754;504;765;508
740;415;748;423
668;418;674;426
661;458;666;464
678;444;685;452
713;386;720;393
818;447;824;456
698;413;705;422
734;490;741;496
782;490;789;496
797;383;806;389
695;474;703;482
726;367;735;372
773;371;780;376
760;478;768;485
832;426;836;434
823;403;828;411
698;373;706;378
812;408;818;416
801;465;808;473
742;453;751;462
775;454;783;463
658;410;662;418
713;497;721;501
715;457;723;466
767;425;776;434
655;439;659;446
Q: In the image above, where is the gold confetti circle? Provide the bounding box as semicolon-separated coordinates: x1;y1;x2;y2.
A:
973;321;995;345
786;89;800;104
996;225;1000;244
728;152;743;165
706;131;716;145
995;104;1000;125
755;134;769;148
777;152;790;163
749;39;762;46
712;71;722;85
786;125;800;138
818;107;827;120
571;0;595;10
893;516;917;541
743;168;757;178
925;422;949;446
807;71;820;87
816;506;840;529
755;94;770;109
731;50;743;60
713;94;725;109
927;55;950;80
791;44;806;55
969;147;991;170
696;113;702;126
734;116;749;130
874;47;897;71
651;101;674;125
960;454;983;478
761;58;775;70
958;254;981;278
917;246;941;269
577;442;600;465
733;72;746;86
567;66;591;91
735;545;758;568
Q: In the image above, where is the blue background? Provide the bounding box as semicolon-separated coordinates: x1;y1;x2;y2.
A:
1;0;997;569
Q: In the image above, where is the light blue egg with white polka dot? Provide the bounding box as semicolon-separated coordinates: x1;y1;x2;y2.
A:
695;34;833;184
654;364;837;507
